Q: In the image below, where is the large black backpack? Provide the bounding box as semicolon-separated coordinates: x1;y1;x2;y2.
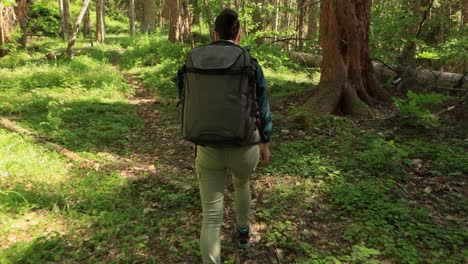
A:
179;41;260;146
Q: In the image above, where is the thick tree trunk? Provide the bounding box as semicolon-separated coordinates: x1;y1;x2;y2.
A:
96;0;106;43
16;0;27;48
129;0;135;36
82;7;91;38
302;0;388;117
66;0;91;60
59;0;71;40
168;0;179;42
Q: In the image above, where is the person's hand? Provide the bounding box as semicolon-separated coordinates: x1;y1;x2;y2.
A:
259;143;271;167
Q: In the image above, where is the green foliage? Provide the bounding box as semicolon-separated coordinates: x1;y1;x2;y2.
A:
371;2;413;62
347;138;409;176
0;51;36;68
371;0;467;69
416;30;468;68
404;140;468;175
263;140;342;181
27;3;60;36
394;91;450;127
264;219;295;248
1;233;65;264
330;181;466;263
0;190;31;214
1;0;16;6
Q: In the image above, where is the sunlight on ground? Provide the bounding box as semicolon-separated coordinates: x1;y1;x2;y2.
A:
0;210;67;249
263;68;319;84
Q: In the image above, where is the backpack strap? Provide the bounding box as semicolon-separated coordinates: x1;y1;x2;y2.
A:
177;65;186;107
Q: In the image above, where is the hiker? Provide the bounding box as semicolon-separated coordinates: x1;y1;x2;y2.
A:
177;8;272;264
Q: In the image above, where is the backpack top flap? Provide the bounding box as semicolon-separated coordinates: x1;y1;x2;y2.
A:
189;44;246;70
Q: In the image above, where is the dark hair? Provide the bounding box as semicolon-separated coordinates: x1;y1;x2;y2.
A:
214;9;240;40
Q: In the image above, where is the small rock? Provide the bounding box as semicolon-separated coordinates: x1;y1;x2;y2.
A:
297;130;306;137
143;208;157;214
412;159;423;166
281;129;290;134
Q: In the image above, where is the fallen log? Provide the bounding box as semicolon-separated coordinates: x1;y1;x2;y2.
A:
289;51;468;90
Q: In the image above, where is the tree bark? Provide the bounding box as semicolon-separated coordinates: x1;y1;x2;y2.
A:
306;0;318;41
463;0;468;25
0;3;5;57
16;0;27;48
302;0;388;117
168;0;179;42
129;0;135;36
296;0;307;50
141;0;156;33
66;0;91;60
202;0;214;38
274;0;279;38
96;0;106;43
180;0;193;46
82;7;91;38
59;0;71;40
192;0;201;26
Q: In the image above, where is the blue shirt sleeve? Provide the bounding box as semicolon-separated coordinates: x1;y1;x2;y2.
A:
254;62;272;143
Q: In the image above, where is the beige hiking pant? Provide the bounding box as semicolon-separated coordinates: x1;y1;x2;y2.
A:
196;144;260;264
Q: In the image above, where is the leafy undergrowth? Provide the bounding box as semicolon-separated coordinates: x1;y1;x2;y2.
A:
0;34;466;263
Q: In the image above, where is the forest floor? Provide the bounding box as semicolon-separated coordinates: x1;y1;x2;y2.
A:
0;35;467;264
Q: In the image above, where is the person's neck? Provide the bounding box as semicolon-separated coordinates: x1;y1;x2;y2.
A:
216;39;238;44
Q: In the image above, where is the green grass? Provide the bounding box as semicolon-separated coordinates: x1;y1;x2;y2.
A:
0;52;142;155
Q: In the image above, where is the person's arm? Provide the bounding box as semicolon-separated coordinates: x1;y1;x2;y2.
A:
255;62;272;166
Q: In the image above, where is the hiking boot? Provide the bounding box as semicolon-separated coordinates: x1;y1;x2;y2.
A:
237;226;251;249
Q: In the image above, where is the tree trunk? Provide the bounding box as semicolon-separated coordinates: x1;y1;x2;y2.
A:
66;0;91;60
251;0;263;43
296;0;307;50
59;0;71;40
306;0;318;41
129;0;135;36
192;0;201;26
302;0;388;117
180;0;193;46
168;0;179;42
141;0;156;33
0;3;5;57
16;0;27;48
82;7;91;38
274;0;279;38
202;0;214;38
463;0;468;25
96;0;106;43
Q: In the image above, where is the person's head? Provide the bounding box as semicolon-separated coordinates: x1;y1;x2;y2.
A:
214;8;242;43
